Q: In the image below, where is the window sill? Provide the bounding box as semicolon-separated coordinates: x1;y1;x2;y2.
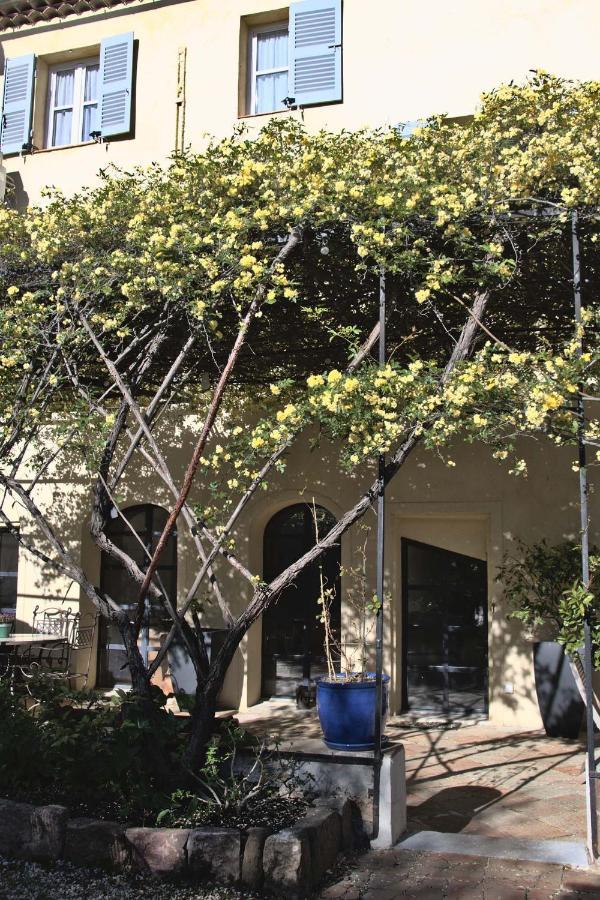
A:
32;140;103;155
238;99;343;120
238;108;293;120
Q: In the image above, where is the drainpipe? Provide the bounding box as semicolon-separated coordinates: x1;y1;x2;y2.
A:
571;209;599;862
372;266;386;840
0;155;6;204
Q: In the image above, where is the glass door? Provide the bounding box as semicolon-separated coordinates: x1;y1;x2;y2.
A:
402;538;488;716
99;505;177;687
262;504;340;698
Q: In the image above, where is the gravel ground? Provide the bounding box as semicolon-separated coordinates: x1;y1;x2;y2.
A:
0;858;260;900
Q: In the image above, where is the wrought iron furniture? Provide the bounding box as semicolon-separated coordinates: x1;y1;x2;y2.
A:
66;614;98;688
13;611;98;693
31;604;75;638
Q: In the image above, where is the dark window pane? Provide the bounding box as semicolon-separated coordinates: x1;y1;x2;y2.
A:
99;505;176;686
262;503;340;697
404;539;487;717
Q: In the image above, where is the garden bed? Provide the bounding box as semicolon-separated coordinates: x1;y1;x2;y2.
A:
0;795;360;897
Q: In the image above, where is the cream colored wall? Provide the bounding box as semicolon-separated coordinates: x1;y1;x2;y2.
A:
234;430;595;728
4;410;596;725
2;0;599;723
2;0;600;205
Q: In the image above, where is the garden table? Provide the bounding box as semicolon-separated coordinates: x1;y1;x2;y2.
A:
0;633;65;647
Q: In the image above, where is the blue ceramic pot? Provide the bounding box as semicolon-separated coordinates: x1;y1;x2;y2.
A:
316;673;390;751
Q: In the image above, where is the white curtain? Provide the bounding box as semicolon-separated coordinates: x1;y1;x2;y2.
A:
81;64;99;141
257;30;288;70
256;71;288;114
52;68;74;146
255;30;288;114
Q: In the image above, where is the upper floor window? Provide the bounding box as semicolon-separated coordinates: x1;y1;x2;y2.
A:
244;0;342;117
249;24;289;116
0;31;134;156
47;59;99;149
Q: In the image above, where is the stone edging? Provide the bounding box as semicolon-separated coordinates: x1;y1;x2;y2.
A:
0;796;361;895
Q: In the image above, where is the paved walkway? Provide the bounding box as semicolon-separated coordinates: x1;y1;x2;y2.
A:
319;849;600;899
236;702;589;843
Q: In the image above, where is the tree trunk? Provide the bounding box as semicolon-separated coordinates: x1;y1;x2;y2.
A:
184;685;218;771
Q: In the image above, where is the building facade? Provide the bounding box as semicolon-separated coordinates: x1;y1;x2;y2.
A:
2;0;600;728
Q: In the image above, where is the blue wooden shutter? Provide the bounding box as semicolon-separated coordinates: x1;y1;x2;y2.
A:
289;0;342;107
99;32;134;139
1;55;36;156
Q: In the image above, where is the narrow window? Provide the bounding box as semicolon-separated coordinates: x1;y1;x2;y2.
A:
46;58;100;148
0;529;18;613
249;24;289;115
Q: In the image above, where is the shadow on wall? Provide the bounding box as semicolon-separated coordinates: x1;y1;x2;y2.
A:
489;606;536;716
408;785;502;833
6;171;29;210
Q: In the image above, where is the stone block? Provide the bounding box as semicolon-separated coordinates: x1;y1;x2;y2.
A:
125;827;189;877
30;805;69;860
64;817;129;870
186;827;241;883
0;800;67;861
295;808;341;881
0;799;35;857
314;796;364;851
241;826;270;889
263;828;312;896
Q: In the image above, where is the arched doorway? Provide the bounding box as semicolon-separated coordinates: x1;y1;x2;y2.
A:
98;504;177;687
262;503;341;698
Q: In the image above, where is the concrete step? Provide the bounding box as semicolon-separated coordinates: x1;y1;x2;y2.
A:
396;830;590;868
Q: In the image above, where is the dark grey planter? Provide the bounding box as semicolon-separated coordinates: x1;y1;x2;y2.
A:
533;641;584;739
167;629;228;695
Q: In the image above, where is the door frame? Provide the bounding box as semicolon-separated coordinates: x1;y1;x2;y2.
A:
392;504;499;718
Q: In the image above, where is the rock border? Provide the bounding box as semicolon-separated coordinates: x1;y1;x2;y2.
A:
0;796;361;896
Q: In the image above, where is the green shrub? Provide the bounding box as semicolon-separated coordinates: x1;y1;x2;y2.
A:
0;684;311;829
156;724;310;830
0;681;186;822
498;539;600;665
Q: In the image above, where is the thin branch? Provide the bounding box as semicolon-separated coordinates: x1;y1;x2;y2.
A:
136;225;304;630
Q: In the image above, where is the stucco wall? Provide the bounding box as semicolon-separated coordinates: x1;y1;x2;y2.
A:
5;413;597;728
2;0;599;725
2;0;600;205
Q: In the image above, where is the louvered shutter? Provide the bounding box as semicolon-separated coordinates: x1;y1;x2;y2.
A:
1;55;36;156
289;0;342;107
99;32;134;138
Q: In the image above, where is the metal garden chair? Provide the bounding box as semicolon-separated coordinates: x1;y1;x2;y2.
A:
31;605;75;638
66;613;98;689
15;612;79;693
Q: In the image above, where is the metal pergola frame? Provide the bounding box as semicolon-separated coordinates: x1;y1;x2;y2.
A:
372;207;600;860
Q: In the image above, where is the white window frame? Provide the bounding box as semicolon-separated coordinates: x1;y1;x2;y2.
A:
46;56;99;149
248;22;290;116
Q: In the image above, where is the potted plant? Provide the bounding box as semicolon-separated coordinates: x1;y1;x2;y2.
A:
0;612;15;639
315;522;390;751
497;539;599;738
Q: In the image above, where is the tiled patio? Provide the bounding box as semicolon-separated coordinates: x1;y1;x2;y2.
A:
235;700;589;844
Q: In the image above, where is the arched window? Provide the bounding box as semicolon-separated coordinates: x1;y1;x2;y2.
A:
99;504;176;687
262;503;341;698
